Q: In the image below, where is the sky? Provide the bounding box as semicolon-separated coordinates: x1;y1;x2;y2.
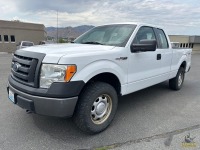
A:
0;0;200;35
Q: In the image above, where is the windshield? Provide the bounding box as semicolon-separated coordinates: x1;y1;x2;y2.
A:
74;24;136;47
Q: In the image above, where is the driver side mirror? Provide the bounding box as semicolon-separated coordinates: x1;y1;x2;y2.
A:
131;39;157;53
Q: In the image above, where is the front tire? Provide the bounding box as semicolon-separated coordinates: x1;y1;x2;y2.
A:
73;82;118;134
169;67;185;90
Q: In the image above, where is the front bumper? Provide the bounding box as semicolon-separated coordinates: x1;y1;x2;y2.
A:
8;83;78;117
8;75;85;98
7;75;85;118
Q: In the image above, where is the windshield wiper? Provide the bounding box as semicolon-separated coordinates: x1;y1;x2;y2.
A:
82;41;104;45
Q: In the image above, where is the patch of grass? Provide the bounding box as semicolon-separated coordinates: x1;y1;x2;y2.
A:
95;145;115;150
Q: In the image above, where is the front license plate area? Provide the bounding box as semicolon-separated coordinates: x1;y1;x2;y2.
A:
8;89;15;103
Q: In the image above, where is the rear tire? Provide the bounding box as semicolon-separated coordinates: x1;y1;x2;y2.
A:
169;67;185;90
73;82;118;134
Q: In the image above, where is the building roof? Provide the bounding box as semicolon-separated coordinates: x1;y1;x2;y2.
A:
0;20;45;31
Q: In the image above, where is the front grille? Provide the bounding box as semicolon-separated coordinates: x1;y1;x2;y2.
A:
11;54;38;87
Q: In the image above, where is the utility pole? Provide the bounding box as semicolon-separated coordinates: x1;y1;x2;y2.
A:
57;10;58;43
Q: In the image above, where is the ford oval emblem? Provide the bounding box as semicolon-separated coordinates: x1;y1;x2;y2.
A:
13;62;21;72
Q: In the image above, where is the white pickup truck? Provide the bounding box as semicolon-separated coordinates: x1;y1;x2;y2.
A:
16;41;34;50
7;23;192;134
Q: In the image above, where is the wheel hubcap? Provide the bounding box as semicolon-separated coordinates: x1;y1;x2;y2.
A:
91;94;112;124
96;102;106;115
178;72;183;87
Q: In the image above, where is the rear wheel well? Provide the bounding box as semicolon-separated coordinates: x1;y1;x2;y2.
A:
85;73;121;96
180;61;186;71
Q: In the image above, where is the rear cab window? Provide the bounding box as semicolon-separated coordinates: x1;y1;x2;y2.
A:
154;28;169;49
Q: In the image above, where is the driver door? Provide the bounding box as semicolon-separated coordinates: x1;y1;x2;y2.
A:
127;26;163;94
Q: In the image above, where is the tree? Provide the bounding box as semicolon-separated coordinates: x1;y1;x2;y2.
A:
58;38;66;43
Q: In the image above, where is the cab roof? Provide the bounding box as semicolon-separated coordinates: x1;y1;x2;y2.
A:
98;22;162;29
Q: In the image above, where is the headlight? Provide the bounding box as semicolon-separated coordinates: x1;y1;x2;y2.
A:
40;64;76;88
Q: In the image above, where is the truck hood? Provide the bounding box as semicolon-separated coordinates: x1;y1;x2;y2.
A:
22;43;115;55
21;43;115;63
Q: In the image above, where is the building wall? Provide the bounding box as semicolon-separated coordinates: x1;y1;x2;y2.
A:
193;44;200;51
0;20;46;53
169;35;189;43
169;35;200;51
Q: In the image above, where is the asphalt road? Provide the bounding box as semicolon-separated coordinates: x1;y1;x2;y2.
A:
0;53;200;150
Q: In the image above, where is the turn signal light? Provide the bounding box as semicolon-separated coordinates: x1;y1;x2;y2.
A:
65;65;77;82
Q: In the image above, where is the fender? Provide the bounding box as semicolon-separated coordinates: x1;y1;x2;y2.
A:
71;59;126;84
177;55;187;71
169;54;187;79
71;60;127;94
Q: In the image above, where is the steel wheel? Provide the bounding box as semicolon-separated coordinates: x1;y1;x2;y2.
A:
178;72;184;87
169;67;185;91
73;82;118;134
91;94;112;125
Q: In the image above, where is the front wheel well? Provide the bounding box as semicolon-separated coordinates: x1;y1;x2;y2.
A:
180;61;186;71
85;73;121;96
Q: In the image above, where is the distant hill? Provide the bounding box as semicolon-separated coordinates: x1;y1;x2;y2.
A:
46;25;94;39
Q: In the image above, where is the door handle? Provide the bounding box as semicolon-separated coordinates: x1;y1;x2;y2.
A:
157;54;161;60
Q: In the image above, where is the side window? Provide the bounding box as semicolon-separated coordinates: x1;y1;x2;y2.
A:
10;35;15;43
155;29;169;49
133;26;156;44
0;35;2;42
4;35;9;42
